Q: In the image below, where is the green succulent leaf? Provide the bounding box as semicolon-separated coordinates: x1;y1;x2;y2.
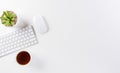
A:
3;11;8;17
11;17;15;20
1;17;9;21
2;21;6;24
11;21;15;25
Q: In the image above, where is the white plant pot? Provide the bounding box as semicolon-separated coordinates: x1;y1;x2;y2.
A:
0;13;26;29
13;15;26;29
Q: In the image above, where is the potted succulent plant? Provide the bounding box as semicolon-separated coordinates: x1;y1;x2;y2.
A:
0;11;17;27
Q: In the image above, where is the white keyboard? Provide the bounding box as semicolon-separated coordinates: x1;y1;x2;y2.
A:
0;25;38;57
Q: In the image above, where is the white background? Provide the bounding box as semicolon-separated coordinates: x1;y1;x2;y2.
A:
0;0;120;73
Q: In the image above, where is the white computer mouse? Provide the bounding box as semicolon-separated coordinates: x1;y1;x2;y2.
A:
33;16;49;34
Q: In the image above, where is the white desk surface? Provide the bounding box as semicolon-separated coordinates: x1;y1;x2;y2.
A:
0;0;120;73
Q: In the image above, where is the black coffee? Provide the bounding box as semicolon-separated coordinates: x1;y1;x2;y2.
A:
16;51;31;65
